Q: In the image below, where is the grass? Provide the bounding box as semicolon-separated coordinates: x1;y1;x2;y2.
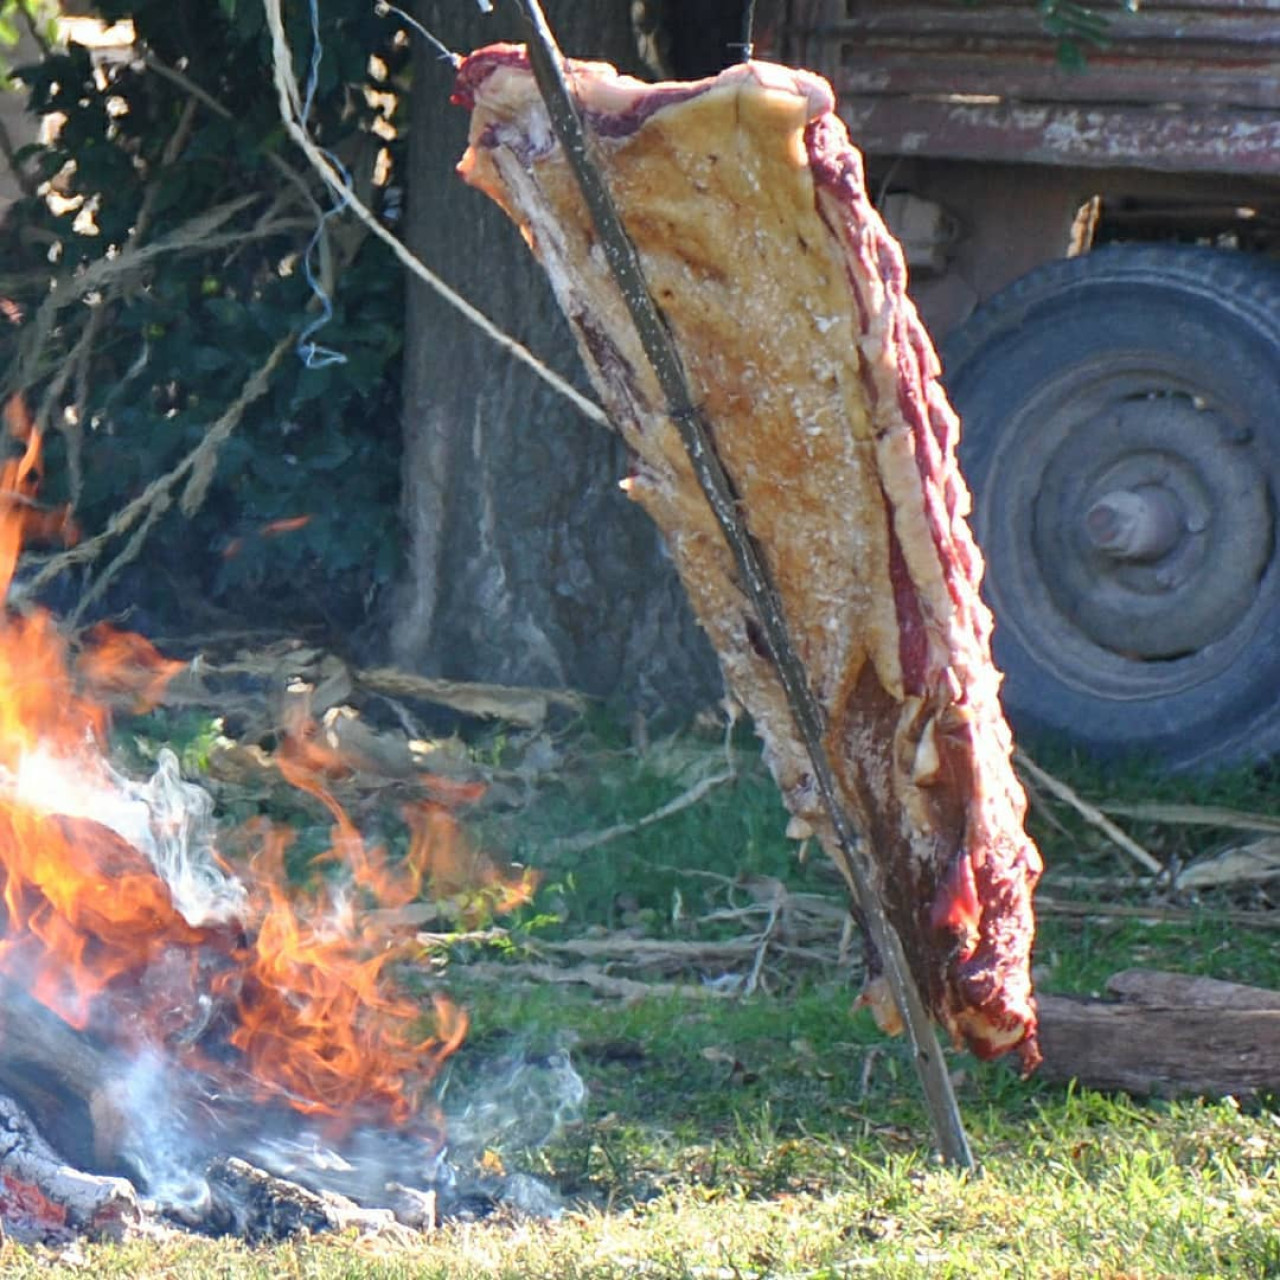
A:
8;712;1280;1277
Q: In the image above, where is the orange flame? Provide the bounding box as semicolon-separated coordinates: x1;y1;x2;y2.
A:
0;398;529;1137
221;514;313;560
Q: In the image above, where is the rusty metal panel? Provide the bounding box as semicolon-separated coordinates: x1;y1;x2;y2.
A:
782;0;1280;172
834;53;1280;112
838;97;1280;174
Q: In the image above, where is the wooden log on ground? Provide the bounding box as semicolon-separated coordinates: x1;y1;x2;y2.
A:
1104;968;1280;1011
1037;970;1280;1097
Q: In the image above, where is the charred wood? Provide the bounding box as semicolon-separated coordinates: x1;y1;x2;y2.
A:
0;977;128;1174
0;1092;139;1241
203;1156;413;1242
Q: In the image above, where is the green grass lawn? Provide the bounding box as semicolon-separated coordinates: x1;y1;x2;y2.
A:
5;713;1278;1277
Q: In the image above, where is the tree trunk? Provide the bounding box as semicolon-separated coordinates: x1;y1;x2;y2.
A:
392;1;719;716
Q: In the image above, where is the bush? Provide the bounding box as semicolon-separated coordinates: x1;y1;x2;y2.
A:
0;0;410;640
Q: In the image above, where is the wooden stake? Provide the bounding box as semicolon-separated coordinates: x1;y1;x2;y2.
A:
509;0;975;1170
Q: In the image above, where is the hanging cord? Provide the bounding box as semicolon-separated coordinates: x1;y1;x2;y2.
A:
263;0;610;425
373;1;462;67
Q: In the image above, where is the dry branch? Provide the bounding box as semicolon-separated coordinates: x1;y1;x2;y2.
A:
1176;837;1280;890
462;959;729;1001
548;767;736;856
25;332;295;611
1102;801;1280;835
1035;896;1280;930
355;666;588;725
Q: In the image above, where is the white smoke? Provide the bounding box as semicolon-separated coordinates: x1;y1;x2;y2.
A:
9;745;246;926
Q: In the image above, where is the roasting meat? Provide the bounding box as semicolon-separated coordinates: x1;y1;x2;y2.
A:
453;47;1042;1068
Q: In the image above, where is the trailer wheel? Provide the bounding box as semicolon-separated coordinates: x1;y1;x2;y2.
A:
942;245;1280;771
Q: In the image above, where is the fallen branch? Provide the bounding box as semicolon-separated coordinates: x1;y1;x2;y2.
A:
549;767;737;856
1036;896;1280;930
355;666;588;726
462;960;730;1000
8;195;263;397
1176;838;1280;890
1100;801;1280;836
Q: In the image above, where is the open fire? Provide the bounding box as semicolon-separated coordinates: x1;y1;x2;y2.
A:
0;399;547;1242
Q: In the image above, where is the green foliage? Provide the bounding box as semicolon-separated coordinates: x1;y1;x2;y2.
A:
0;0;412;638
0;2;57;77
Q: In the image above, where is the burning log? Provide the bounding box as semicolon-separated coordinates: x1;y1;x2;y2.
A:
0;975;128;1174
204;1157;412;1242
0;1093;139;1242
451;48;1041;1069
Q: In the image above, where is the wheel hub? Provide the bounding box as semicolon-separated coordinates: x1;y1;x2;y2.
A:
1084;484;1185;563
1032;394;1272;660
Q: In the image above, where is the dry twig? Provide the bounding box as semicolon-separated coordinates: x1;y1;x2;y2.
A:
462;960;729;1000
1100;801;1280;835
27;332;296;611
1015;750;1164;876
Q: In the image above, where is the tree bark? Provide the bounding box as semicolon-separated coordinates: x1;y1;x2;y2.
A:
393;0;719;716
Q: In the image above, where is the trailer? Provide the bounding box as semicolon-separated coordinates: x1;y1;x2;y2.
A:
765;0;1280;770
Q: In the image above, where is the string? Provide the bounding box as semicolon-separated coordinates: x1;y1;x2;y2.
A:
374;1;462;66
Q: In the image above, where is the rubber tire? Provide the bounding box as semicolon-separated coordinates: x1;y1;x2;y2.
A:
942;245;1280;772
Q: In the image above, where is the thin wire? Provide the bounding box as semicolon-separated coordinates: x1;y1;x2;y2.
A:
373;1;462;66
296;0;350;369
